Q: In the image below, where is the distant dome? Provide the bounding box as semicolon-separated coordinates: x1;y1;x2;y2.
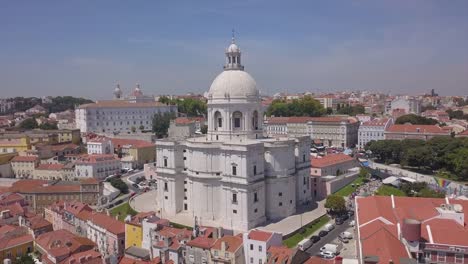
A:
209;70;258;99
227;43;240;53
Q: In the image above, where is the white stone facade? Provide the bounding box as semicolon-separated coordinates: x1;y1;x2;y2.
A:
87;137;113;155
357;118;393;149
389;97;421;115
75;154;120;180
75;100;177;134
154;39;312;232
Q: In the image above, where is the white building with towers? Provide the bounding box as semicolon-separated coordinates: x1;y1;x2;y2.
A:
75;83;176;133
154;37;312;232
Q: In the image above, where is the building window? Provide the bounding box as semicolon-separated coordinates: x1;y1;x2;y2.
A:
250;257;253;263
163;158;168;167
250;244;253;250
279;202;282;206
233;111;242;128
437;252;446;263
232;193;237;204
278;192;282;197
184;204;188;210
253;165;257;175
232;166;237;176
164;182;168;191
254;192;258;203
233;209;237;214
303;154;306;162
254;208;258;213
455;254;464;264
259;245;262;252
165;196;168;200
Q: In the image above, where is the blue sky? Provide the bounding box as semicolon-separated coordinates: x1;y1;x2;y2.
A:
1;0;467;99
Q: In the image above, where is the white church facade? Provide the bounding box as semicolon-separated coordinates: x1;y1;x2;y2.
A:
154;38;312;232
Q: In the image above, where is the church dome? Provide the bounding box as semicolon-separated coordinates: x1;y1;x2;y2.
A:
227;43;240;53
209;70;258;99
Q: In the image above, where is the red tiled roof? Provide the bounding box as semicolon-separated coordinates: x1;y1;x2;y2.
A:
0;192;25;205
61;249;102;264
186;237;216;249
211;235;243;253
266;246;294;264
311;153;355;168
362;118;390;126
267;116;356;124
50;143;80;152
248;230;273;242
356;196;468;264
111;138;155;148
27;215;52;230
37;163;65;170
127;211;157;226
88;212;125;235
9;180;81;194
11;155;38;162
386;124;449;134
35;229;96;259
75;154;118;164
303;256;334;264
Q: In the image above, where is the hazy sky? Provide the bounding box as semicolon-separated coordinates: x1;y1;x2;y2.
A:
1;0;467;99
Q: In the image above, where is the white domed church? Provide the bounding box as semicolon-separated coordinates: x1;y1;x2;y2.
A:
154;38;312;232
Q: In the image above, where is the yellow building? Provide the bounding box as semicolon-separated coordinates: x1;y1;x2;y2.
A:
0;135;31;153
0;226;34;262
111;138;155;169
125;212;158;249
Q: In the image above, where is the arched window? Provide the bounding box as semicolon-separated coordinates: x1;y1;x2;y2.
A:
252;110;259;130
214;111;222;130
233;111;243;129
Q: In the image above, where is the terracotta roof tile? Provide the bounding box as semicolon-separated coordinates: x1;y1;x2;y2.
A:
111;138;155;148
186;237;216;249
311;153;355;168
11;155;39;162
211;235;243;253
88;212;125;235
37;163;65;170
386;124;449;134
248;230;273;242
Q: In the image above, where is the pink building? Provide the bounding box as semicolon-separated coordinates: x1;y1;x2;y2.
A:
44;201;93;237
87;212;125;261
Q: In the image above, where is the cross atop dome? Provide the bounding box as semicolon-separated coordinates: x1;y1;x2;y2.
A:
224;32;243;71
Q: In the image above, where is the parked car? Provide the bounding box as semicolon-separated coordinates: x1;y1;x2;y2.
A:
310;235;320;243
319;251;335;259
324;223;335;232
348;210;354;217
132;183;139;189
341;214;349;221
319;230;328;237
298;238;313;251
349;220;356;227
335;218;344;225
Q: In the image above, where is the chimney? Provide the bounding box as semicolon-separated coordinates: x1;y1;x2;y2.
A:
401;219;421;242
221;241;227;252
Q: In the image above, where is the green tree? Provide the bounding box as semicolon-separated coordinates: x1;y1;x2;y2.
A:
395;114;438;125
152;112;176;138
109;178;129;194
139;125;145;131
39;122;58;130
14;255;34;264
324;195;346;213
336;105;365;116
158;97;207;117
19;118;38;129
266;96;325;117
131;126;136;133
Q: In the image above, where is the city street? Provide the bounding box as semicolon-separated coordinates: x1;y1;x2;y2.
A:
306;217;354;256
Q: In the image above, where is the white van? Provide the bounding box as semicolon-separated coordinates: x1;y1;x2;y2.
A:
298;238;313;251
320;243;340;255
324;223;335;232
